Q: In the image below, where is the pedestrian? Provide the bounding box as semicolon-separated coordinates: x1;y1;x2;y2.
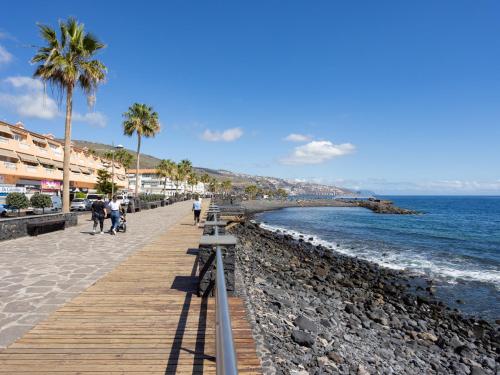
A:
193;196;202;225
108;195;121;235
91;196;106;234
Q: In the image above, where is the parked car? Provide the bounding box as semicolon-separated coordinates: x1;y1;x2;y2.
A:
115;194;129;206
51;195;62;211
32;195;63;215
86;193;104;203
70;198;91;211
0;204;10;217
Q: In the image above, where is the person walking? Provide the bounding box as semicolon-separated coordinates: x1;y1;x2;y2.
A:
108;195;121;235
91;196;106;234
193;196;202;225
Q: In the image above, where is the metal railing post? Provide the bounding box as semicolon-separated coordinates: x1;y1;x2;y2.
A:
215;245;238;375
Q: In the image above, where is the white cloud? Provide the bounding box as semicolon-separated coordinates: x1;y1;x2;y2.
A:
0;77;58;119
0;45;12;65
281;140;355;165
73;111;107;128
201;127;243;142
5;76;43;90
284;133;312;142
0;76;107;126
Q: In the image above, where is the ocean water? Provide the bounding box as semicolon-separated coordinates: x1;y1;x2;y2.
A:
255;196;500;320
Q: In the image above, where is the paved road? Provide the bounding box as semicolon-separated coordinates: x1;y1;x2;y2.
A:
0;201;193;348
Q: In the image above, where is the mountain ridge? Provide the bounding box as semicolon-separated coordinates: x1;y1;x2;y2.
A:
71;139;353;196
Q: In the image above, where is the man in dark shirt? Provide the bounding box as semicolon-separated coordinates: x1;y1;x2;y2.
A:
91;196;106;234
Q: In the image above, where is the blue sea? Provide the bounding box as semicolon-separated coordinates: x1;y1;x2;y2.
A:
255;196;500;320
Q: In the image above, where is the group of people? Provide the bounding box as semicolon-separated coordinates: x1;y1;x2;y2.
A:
91;195;202;235
91;196;125;235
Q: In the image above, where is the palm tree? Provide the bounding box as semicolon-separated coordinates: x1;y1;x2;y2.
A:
188;172;199;193
104;149;133;170
200;173;210;195
156;159;176;197
221;179;232;196
114;149;133;170
123;103;160;196
32;18;106;213
209;177;219;196
176;159;192;194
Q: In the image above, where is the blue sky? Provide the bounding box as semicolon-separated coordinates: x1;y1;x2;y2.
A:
0;1;499;194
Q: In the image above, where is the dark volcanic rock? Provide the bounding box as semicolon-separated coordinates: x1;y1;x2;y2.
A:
294;315;317;332
291;330;315;347
232;222;498;375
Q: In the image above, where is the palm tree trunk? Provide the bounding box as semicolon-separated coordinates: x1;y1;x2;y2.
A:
62;85;74;213
134;134;141;197
164;177;167;197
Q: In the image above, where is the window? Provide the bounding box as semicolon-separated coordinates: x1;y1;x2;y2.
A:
12;133;26;143
0;131;12;142
49;143;62;154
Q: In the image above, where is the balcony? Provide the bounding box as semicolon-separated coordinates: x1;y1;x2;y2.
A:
4;161;17;170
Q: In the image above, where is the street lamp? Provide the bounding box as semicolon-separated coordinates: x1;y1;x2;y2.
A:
111;143;124;197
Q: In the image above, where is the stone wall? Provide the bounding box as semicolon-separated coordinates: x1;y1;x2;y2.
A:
0;213;78;242
198;244;236;297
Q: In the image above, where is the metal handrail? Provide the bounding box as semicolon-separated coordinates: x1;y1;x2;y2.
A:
215;245;238;375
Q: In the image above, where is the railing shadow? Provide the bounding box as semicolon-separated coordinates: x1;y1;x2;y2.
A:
165;248;215;375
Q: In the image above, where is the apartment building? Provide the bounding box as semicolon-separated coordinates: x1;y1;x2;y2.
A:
127;169;205;196
0;121;127;196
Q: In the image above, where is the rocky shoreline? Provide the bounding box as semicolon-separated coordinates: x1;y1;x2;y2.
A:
232;222;498;375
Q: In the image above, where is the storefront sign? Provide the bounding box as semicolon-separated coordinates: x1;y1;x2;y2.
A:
0;186;26;194
41;180;61;190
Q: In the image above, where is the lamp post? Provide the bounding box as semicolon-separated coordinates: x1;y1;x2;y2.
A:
111;143;124;197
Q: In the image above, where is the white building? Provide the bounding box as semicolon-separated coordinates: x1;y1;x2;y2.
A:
127;169;205;196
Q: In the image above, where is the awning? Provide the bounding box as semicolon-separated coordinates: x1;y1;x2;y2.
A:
80;167;91;174
37;157;56;167
31;136;47;145
70;165;81;173
117;175;126;181
17;152;39;164
53;160;64;169
47;139;61;146
0;124;13;136
0;148;19;160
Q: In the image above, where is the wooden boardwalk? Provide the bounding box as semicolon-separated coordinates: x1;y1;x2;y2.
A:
0;206;261;374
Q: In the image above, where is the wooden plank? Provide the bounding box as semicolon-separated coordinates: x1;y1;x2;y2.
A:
0;201;262;374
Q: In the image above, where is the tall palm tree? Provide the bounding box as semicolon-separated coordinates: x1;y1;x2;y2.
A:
32;18;106;213
123;103;160;196
156;159;176;197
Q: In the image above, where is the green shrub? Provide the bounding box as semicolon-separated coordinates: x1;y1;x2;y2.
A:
138;194;164;202
75;192;87;199
30;194;53;213
6;192;29;214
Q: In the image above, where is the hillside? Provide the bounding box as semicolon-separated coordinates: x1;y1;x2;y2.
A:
71;140;353;196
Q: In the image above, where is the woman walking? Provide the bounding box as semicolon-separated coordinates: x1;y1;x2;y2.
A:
108;195;121;235
91;196;106;234
193;196;202;225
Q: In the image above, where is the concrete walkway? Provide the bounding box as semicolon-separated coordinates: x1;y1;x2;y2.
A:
0;201;192;348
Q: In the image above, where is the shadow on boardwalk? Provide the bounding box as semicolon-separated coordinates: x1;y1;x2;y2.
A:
166;248;215;374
